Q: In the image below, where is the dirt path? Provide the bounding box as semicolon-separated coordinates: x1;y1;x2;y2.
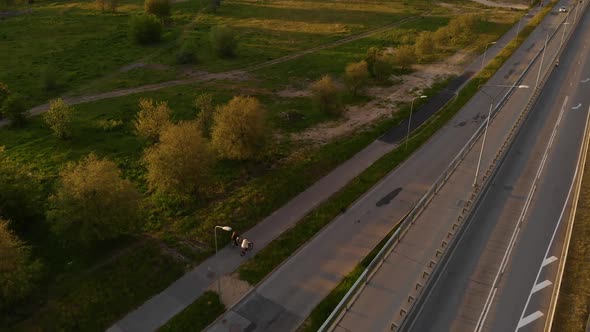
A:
9;15;423;123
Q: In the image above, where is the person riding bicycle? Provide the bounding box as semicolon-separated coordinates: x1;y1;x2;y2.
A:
240;238;253;256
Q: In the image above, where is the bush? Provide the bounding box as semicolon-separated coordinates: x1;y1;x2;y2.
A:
97;119;124;131
96;0;118;12
343;60;369;96
415;31;435;61
395;45;416;71
44;98;74;139
143;120;213;196
144;0;170;21
211;96;268;160
47;154;143;247
433;27;450;49
0;218;42;312
194;93;215;137
175;39;198;64
210;25;236;58
134;98;172;142
0;82;10;109
310;75;343;116
1;94;27;126
373;54;395;82
129;15;162;45
0;149;45;227
365;47;382;77
42;67;59;92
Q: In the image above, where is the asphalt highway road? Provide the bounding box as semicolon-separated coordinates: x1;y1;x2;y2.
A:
407;3;590;332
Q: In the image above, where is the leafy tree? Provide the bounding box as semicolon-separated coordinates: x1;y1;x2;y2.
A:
210;25;237;58
211;96;268;160
144;0;171;21
134;98;172;143
344;60;369;96
448;15;479;45
42;67;60;92
415;31;435;61
195;93;215;138
0;218;42;311
365;47;382;77
1;94;27;126
395;45;416;71
310;75;343;116
129;15;162;45
143;120;212;196
44;98;74;139
0;149;45;228
47;154;143;247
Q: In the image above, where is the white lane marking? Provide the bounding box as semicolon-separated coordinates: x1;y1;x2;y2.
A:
542;256;558;266
573;103;582;110
532;280;553;293
475;97;569;332
582;78;590;83
518;311;544;329
516;97;584;332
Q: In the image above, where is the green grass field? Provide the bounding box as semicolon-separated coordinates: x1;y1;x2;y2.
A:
0;0;524;330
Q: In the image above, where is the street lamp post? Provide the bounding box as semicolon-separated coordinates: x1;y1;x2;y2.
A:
406;95;428;150
481;42;497;72
473;84;529;187
214;225;233;295
535;33;549;88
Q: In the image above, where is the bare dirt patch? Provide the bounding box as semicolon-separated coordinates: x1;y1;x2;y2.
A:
291;50;473;144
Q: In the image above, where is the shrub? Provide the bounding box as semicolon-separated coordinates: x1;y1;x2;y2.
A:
97;119;124;131
129;15;162;45
195;93;215;137
211;96;268;160
47;154;143;247
134;98;172;142
96;0;118;12
344;60;369;96
143;120;212;196
144;0;170;21
310;75;343;116
0;82;10;108
0;218;42;311
42;67;59;91
433;27;450;49
1;94;27;126
0;148;45;227
415;31;435;61
176;39;198;64
365;47;382;77
395;45;416;71
373;54;395;82
44;98;74;139
210;25;236;58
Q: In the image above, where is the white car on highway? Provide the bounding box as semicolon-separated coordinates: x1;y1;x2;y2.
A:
558;6;568;12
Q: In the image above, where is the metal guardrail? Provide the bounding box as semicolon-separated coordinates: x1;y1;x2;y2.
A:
319;5;571;331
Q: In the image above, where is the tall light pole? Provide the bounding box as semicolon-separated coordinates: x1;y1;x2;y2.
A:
481;41;497;72
535;33;549;88
406;95;428;150
214;225;232;295
473;84;529;187
560;21;570;49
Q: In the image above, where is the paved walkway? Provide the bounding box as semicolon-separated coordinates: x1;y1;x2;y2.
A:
108;6;546;332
